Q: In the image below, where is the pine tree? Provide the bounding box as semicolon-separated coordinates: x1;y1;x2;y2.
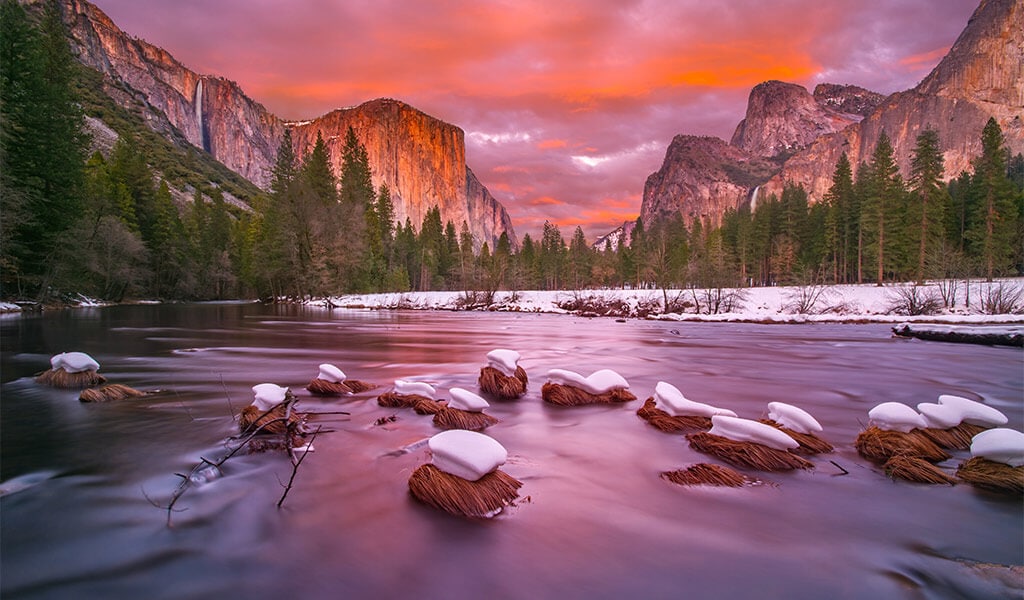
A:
0;0;88;295
968;118;1019;280
861;132;903;285
823;153;855;282
909;128;946;282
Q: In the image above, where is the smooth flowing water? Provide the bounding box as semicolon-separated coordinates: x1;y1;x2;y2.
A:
1;304;1021;599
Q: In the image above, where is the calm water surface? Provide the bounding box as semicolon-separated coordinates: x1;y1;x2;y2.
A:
1;304;1022;599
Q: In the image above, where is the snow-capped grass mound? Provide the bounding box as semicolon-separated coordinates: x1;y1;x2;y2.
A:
429;430;508;481
545;368;629;394
708;415;799;451
970;429;1024;467
486;349;521;377
868;402;927;433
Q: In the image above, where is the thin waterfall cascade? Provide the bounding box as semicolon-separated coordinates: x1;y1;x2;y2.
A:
193;79;209;153
749;185;761;212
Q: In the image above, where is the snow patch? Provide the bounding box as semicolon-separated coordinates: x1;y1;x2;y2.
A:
429;430;507;481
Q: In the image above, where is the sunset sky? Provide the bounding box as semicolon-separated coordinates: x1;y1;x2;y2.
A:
90;0;977;241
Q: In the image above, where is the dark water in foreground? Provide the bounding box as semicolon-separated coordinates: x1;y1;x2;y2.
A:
1;304;1022;600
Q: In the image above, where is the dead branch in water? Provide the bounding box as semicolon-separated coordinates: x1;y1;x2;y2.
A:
155;393;323;526
277;426;322;508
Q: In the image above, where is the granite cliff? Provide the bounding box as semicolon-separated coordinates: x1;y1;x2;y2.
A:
639;0;1022;231
52;0;517;249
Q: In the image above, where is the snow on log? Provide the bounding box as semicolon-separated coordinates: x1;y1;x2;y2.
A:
892;323;1024;347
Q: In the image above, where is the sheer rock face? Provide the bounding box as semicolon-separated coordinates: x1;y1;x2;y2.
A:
290;100;518;249
641;136;756;229
55;0;516;249
763;0;1023;201
730;81;866;157
640;0;1022;231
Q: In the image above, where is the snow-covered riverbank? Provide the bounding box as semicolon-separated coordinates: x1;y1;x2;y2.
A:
314;280;1024;324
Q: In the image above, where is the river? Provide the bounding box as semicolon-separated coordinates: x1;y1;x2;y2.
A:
1;303;1021;599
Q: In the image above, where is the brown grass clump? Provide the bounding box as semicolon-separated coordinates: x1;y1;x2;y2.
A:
377;392;446;414
541;382;637;407
408;464;522;518
686;432;813;472
239;403;304;435
637;398;712;433
36;368;106;389
956;457;1024;495
661;463;753;487
342;379;377;394
478;366;528;400
79;384;146;403
760;419;834;454
306;378;353;396
883;455;957;485
919;423;988;451
855;426;951;463
433;407;499;432
307;378;377;396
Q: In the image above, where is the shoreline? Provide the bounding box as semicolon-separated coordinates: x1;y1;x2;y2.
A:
5;280;1024;326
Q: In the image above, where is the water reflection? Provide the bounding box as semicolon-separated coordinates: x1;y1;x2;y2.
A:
1;304;1021;599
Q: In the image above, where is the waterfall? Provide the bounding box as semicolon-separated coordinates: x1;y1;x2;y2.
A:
193;79;207;152
749;185;761;212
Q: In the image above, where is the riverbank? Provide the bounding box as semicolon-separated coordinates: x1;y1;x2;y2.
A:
314;280;1024;325
5;279;1023;324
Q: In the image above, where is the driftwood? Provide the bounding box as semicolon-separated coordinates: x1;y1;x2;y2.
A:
79;383;146;403
686;432;813;472
891;323;1023;347
377;392;446;414
854;426;951;463
36;368;106;389
478;366;528;400
432;407;499;432
541;382;637;407
760;419;834;454
636;398;712;433
408;464;522;518
661;463;754;487
883;455;957;485
152;393;321;526
956;457;1024;495
919;423;987;451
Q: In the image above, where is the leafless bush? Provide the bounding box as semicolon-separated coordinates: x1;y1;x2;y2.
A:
978;281;1024;315
689;286;748;315
885;284;942;316
455;290;495;310
782;282;836;314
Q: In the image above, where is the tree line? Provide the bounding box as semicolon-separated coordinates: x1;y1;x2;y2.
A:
2;0;1021;304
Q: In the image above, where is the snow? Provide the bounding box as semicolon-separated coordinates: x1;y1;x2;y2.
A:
970;428;1024;467
708;415;799;451
50;352;100;373
486;349;521;377
252;383;288;412
917;402;964;429
653;381;737;418
428;430;508;481
0;302;21;313
545;368;629;394
767;401;823;434
394;379;436;399
868;402;927;432
312;279;1024;325
448;387;490;412
317;363;346;382
935;394;1008;427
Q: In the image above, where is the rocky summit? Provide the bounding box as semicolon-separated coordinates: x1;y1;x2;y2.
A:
638;0;1022;232
54;0;517;250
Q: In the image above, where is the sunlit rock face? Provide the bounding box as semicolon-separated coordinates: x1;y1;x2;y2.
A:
639;0;1022;232
289;99;517;250
54;0;516;249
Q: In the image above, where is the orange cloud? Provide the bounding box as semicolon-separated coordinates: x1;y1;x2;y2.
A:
528;196;565;206
537;139;568;149
900;46;950;68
